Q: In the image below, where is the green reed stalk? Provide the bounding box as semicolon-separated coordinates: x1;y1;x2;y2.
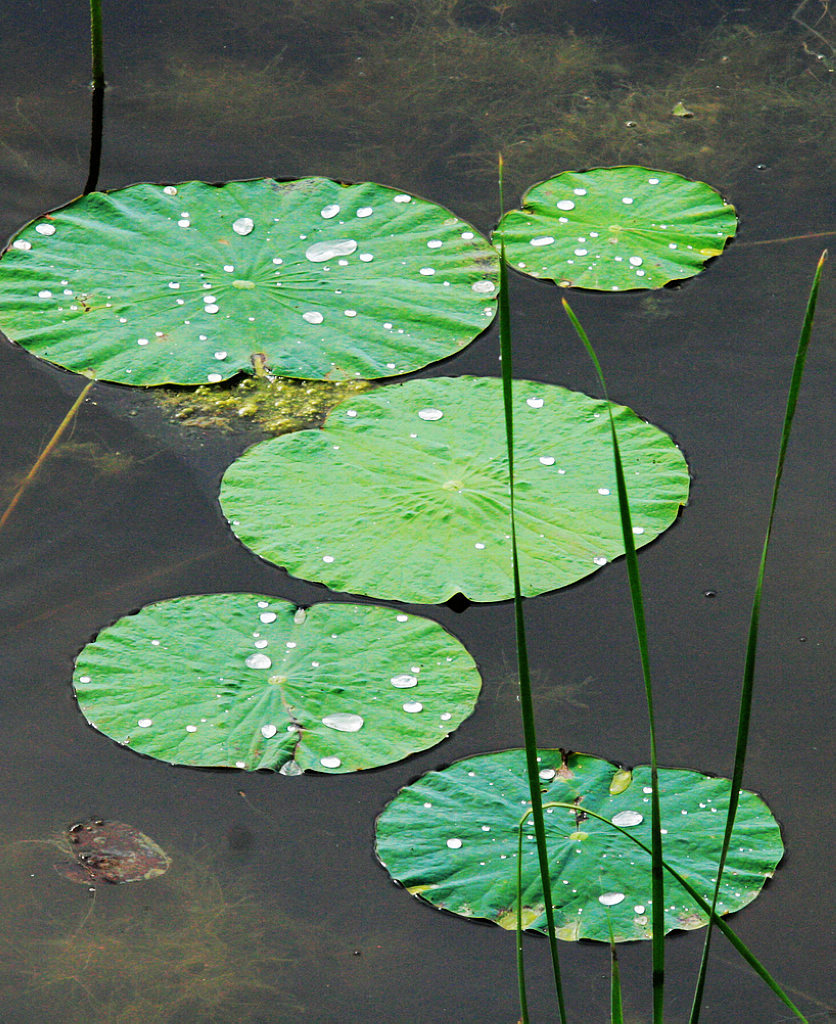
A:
498;156;569;1024
688;250;827;1023
89;0;104;88
609;925;625;1024
84;0;105;194
0;378;95;531
561;298;665;1023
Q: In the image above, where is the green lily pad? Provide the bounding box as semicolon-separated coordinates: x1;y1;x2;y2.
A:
0;178;498;385
219;376;690;604
73;594;481;773
495;167;737;291
375;749;783;941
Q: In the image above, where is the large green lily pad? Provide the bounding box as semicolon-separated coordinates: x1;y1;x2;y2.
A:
375;749;783;941
73;594;481;773
219;376;690;604
496;167;737;291
0;178;498;384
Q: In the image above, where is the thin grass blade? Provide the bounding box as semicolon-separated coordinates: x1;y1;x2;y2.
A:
561;298;665;1022
499;156;569;1023
689;251;827;1022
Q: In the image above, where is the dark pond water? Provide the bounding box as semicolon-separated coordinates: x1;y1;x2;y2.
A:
0;1;833;1022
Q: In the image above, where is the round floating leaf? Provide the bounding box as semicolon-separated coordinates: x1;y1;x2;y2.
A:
0;178;498;385
496;167;737;291
375;749;783;941
73;594;481;773
219;376;690;604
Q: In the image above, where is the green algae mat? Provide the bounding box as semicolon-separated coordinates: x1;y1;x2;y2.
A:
0;178;498;384
375;749;783;942
219;376;690;604
73;594;481;773
496;167;737;291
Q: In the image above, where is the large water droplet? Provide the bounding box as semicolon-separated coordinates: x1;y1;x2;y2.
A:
446;837;462;849
418;408;443;421
261;724;277;738
232;217;254;235
612;810;644;827
403;701;423;713
320;755;342;769
305;239;358;262
246;653;272;670
322;712;364;733
279;760;303;776
598;892;626;906
390;674;418;688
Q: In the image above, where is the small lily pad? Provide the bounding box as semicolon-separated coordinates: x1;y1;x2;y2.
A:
219;376;690;604
375;749;783;941
0;178;498;384
73;594;481;773
495;166;737;291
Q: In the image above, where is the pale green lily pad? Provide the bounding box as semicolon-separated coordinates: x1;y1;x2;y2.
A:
73;594;481;773
219;376;690;604
0;178;498;385
375;749;783;941
495;166;737;291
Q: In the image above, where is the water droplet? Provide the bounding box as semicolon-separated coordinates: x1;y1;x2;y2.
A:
418;408;443;421
302;311;324;325
246;653;272;670
280;760;303;776
38;289;52;298
233;217;254;235
598;487;610;495
178;218;190;228
359;253;374;262
259;611;277;624
593;556;608;566
474;542;485;549
440;712;452;721
163;185;177;196
344;309;357;317
403;701;423;713
527;397;544;408
393;194;411;204
320;755;342;769
622;197;634;205
446;838;462;849
573;188;588;196
137;718;153;728
320;204;340;219
391;674;418;688
396;614;409;622
632;526;645;535
629;256;643;266
419;267;435;276
530;236;555;247
205;304;219;314
223;264;234;272
427;239;443;248
322;712;364;733
305;239;358;262
539;456;555;466
356;206;373;218
207;373;222;383
36;223;56;236
471;279;496;293
599;892;626;906
612;810;644;827
643;786;653;794
185;724;197;733
12;239;31;251
703;590;717;598
539;768;556;781
261;724;278;738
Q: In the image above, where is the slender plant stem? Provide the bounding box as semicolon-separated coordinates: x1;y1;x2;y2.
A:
84;0;105;194
0;379;95;531
516;821;530;1024
561;298;665;1023
498;156;569;1024
688;250;827;1023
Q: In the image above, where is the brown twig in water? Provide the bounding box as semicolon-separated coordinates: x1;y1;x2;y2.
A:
0;378;95;531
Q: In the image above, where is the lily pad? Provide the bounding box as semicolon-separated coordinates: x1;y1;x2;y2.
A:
219;376;690;604
54;819;171;885
73;594;481;773
375;749;783;942
0;178;498;385
495;167;737;291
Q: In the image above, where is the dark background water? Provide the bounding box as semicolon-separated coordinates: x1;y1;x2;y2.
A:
0;1;833;1022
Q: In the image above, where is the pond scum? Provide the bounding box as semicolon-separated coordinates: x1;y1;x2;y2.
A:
0;839;309;1023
